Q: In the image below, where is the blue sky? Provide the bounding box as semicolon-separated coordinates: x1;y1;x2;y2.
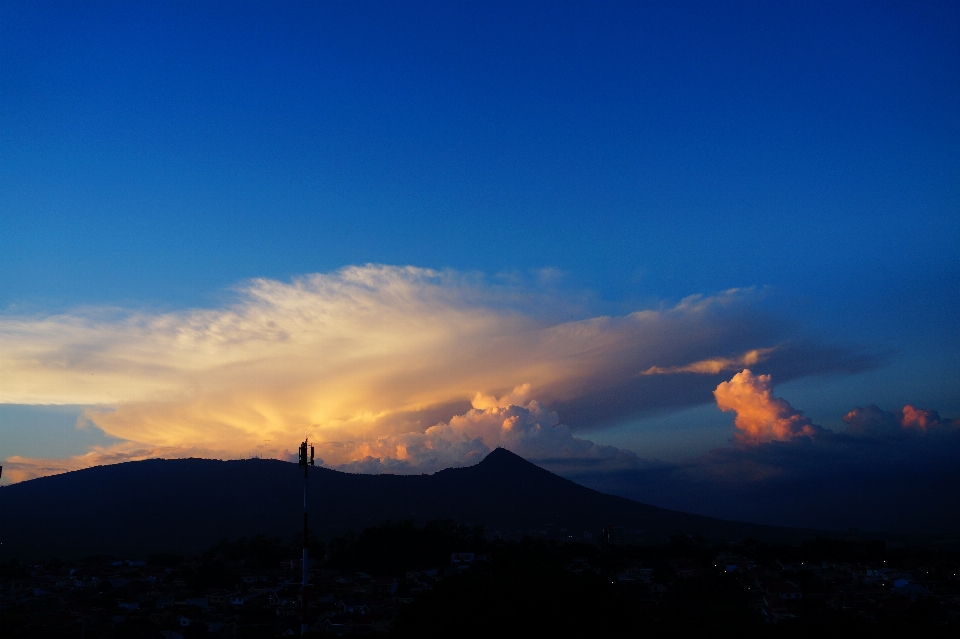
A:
1;2;958;518
4;1;957;311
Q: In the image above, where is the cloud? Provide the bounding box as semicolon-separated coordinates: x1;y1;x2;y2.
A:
843;403;960;437
319;385;639;475
573;436;960;535
1;265;874;481
713;369;822;443
568;371;960;533
641;347;777;375
900;405;958;432
4;386;640;481
0;443;226;484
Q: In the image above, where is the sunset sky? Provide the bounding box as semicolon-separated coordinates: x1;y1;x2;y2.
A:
1;2;958;529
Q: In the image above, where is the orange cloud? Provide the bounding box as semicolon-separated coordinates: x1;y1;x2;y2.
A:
902;405;935;431
901;405;958;432
713;369;820;444
641;347;777;375
0;443;237;484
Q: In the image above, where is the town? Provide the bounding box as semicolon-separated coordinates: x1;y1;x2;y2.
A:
2;521;959;637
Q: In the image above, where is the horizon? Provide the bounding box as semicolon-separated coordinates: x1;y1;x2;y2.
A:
1;2;958;536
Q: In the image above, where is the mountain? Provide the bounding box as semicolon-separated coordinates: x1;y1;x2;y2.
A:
1;448;826;561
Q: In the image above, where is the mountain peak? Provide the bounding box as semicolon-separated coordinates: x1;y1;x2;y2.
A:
476;447;544;472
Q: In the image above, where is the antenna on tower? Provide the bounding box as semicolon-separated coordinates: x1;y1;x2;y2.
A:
298;439;315;467
297;437;315;635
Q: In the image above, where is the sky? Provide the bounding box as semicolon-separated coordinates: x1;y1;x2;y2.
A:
1;2;959;531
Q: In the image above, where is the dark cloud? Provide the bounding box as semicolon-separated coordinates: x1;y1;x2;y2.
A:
560;400;960;535
844;404;960;437
547;369;960;535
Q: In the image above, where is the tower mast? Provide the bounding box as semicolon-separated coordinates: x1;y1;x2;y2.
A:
298;438;315;635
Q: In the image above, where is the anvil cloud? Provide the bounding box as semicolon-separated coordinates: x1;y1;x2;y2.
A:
1;265;872;481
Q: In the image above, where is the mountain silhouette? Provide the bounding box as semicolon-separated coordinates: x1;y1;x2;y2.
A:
1;448;822;561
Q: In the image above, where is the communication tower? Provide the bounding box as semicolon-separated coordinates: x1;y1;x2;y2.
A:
298;438;315;635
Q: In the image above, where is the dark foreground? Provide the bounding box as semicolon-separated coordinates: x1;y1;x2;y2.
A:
2;521;959;638
0;450;823;563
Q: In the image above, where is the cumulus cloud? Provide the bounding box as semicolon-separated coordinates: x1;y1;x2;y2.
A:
713;369;822;443
321;385;638;475
900;405;958;432
1;265;873;481
843;403;960;437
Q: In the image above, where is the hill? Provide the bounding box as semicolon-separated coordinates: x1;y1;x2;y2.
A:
0;448;825;560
